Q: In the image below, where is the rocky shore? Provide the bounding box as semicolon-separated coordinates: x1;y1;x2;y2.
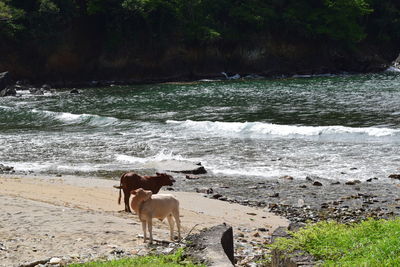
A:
181;174;400;225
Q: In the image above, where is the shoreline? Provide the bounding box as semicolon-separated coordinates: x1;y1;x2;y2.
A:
2;68;396;92
0;174;288;266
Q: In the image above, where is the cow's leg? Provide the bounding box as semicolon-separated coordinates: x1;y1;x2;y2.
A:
123;190;131;212
142;221;147;242
167;214;175;241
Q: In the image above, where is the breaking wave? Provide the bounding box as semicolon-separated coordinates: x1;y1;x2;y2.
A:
167;120;400;139
31;109;123;127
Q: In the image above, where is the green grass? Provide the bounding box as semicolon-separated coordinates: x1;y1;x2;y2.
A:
68;248;204;267
269;218;400;267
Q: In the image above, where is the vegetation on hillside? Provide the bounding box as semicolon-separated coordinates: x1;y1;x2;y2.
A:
269;218;400;266
1;0;400;81
1;0;400;47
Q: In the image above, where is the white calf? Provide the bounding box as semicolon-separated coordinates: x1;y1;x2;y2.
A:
131;188;181;244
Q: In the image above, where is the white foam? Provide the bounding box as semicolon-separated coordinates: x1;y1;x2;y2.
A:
292;73;336;78
31;109;121;126
385;66;400;73
0;105;12;110
210;167;282;178
116;151;199;166
115;154;148;164
167;120;400;138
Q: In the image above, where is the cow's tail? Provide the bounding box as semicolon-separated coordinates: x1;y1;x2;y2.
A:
116;174;124;205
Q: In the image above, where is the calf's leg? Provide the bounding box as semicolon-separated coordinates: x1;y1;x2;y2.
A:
173;210;181;241
142;221;147;242
147;219;153;244
167;214;175;241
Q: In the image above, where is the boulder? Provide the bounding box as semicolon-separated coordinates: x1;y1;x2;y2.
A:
186;223;234;266
0;72;16;97
0;164;14;174
312;181;323;186
389;174;400;180
143;159;206;174
0;71;11;90
0;87;16;97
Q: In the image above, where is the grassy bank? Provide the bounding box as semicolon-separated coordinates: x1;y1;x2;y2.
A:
270;218;400;266
68;248;204;267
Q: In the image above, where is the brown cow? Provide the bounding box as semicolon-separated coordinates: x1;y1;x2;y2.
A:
114;172;175;212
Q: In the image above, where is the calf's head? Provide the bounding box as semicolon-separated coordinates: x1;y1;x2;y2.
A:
156;172;175;186
131;188;153;202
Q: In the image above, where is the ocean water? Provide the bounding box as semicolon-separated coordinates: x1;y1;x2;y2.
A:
1;72;400;183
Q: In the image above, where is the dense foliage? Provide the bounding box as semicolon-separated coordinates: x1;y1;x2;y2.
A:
1;0;400;47
269;218;400;266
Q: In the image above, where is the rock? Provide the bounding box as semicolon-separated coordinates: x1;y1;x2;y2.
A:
212;193;223;199
186;224;234;266
312;181;323;186
0;72;16;97
0;71;12;90
49;257;62;264
195;187;213;194
41;84;52;90
280;175;294;180
321;203;329;209
0;164;14;174
270;192;279;197
305;176;314;182
299;184;307;188
143;159;207;174
331;181;341;185
70;89;80;94
29;88;44;95
389;174;400;180
270;226;291;243
19;258;51;267
0;86;17;97
162;247;174;254
345;180;361;185
185;174;199;180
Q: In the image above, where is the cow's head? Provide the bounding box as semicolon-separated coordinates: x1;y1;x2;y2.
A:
156;172;175;186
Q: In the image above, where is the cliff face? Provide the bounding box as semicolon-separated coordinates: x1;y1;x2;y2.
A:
0;33;397;85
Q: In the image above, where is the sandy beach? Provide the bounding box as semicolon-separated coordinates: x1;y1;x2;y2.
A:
0;175;288;266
